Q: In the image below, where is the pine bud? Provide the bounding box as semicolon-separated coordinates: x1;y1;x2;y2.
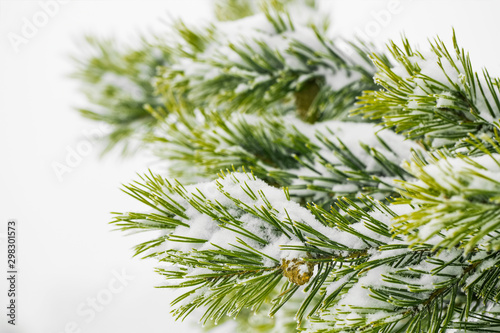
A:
281;258;314;285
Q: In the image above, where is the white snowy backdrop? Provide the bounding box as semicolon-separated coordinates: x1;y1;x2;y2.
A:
0;1;499;332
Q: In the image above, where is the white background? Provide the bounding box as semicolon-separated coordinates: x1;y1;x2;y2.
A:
1;1;500;332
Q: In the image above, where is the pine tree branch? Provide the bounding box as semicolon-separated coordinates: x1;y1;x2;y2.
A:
356;32;500;152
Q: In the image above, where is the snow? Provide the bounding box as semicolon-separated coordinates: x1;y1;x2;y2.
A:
435;91;455;108
316;245;467;328
151;170;415;278
386;48;500;124
325;272;355;296
320;67;363;90
382;52;462;92
465;257;498;286
160;5;374;105
216;13;275;39
406;154;500;208
418;53;462;85
99;72;145;99
334;267;393;312
369;247;408;261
